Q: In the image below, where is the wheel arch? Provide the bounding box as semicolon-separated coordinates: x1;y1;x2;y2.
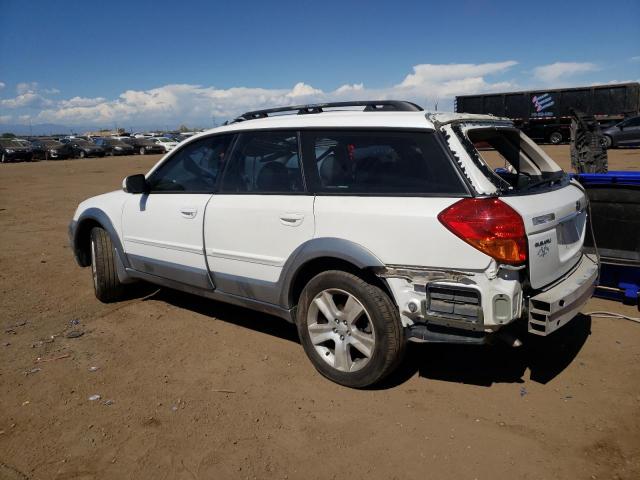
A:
73;208;128;269
281;238;394;309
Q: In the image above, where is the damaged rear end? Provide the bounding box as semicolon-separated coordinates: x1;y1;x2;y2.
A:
432;113;598;338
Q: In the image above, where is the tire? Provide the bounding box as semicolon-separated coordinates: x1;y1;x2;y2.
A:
78;150;86;159
603;135;613;149
296;270;406;388
90;227;125;302
139;147;146;155
549;131;563;145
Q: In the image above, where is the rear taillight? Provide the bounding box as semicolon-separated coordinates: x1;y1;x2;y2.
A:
438;198;527;265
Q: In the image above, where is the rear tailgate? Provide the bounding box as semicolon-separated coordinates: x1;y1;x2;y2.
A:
501;182;588;289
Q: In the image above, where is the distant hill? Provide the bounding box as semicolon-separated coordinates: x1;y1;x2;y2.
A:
0;123;78;136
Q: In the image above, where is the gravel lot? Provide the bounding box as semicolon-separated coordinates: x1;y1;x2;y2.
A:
1;146;639;479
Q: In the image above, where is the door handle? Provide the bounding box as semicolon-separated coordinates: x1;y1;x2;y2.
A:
279;213;304;227
180;207;198;219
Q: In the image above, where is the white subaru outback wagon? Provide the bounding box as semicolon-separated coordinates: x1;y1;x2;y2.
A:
69;100;598;388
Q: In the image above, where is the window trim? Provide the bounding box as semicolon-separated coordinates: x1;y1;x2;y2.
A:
216;129;309;196
299;128;473;198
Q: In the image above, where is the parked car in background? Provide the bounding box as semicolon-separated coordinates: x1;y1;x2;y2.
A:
0;138;33;162
122;137;165;155
602;115;640;148
14;138;34;152
30;138;69;160
59;138;106;158
94;138;136;156
149;136;179;152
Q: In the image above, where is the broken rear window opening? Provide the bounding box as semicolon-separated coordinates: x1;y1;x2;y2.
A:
461;126;569;195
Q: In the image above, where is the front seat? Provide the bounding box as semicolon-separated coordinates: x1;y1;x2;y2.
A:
256;161;289;192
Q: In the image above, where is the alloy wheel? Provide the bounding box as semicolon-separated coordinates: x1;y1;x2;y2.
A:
306;288;376;373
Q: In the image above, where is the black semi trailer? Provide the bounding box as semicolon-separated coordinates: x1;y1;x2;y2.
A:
455;82;640;144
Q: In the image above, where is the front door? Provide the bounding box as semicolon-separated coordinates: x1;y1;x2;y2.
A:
204;130;314;302
121;134;233;289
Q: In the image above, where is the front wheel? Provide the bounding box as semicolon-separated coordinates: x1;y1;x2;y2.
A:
90;227;125;302
78;150;86;159
139;147;146;155
296;270;405;388
549;131;563;145
602;135;613;149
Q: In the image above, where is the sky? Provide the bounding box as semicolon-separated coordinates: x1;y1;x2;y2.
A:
0;0;639;131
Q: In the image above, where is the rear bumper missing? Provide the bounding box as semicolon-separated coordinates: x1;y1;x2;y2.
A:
527;253;598;336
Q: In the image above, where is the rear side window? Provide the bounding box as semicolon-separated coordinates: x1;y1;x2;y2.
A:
302;130;466;195
219;131;303;193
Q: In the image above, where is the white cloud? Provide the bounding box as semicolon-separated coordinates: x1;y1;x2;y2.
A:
286;82;322;98
630;56;640;62
27;61;523;127
532;62;598;83
1;92;53;109
335;83;364;94
0;115;12;124
16;82;39;94
58;96;107;108
0;82;5;90
397;61;518;87
1;81;61;110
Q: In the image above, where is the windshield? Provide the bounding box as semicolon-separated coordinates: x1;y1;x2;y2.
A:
0;139;22;148
461;126;567;194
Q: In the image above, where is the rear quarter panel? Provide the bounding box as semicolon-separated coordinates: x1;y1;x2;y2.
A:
313;196;493;270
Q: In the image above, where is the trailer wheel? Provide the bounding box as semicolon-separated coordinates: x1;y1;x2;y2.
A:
549;131;563;145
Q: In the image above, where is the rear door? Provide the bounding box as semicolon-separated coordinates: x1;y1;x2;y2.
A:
204;130;314;299
121;134;233;289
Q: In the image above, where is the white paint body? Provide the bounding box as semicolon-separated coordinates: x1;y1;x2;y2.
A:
72;109;592;333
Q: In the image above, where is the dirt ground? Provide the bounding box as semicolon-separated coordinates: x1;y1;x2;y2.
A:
1;146;639;480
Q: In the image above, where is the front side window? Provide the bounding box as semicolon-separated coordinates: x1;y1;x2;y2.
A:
146;135;232;192
219;131;303;193
624;117;640;127
303;130;466;195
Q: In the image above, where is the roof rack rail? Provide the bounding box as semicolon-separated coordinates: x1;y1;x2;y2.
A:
231;100;423;123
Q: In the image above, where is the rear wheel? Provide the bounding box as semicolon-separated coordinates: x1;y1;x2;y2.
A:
78;150;86;159
296;270;405;388
90;227;125;302
549;131;563;145
603;135;613;149
139;147;146;155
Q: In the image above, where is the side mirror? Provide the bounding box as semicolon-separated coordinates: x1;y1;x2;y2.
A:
123;174;148;194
